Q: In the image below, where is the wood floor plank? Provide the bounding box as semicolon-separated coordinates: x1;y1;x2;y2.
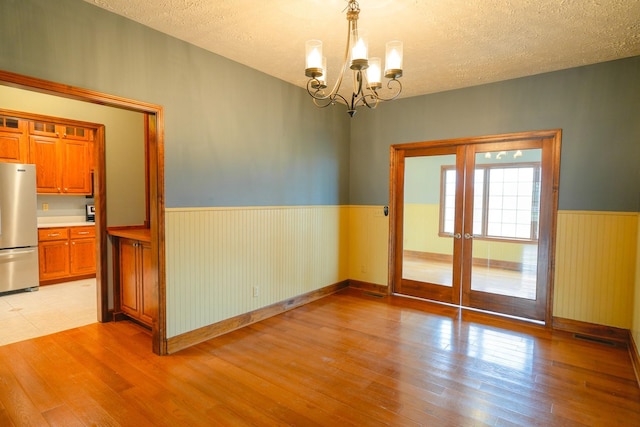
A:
0;347;50;426
0;288;639;426
0;345;64;414
41;404;85;427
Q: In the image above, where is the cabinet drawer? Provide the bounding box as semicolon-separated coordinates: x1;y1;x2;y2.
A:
70;226;95;239
38;228;69;241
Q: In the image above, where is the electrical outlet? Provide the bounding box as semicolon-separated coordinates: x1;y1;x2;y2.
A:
252;286;259;297
42;203;49;211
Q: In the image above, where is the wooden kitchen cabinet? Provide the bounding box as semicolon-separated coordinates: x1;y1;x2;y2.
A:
38;227;70;282
110;229;156;328
29;121;92;195
0;116;29;164
38;226;96;284
69;226;97;275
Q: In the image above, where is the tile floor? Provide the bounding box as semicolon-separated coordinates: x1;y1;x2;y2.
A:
0;278;97;346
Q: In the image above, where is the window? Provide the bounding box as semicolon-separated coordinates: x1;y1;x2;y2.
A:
440;163;541;241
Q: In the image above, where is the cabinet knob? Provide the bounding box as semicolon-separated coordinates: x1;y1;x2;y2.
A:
72;242;75;245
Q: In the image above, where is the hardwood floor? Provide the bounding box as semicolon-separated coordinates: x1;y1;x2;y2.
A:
403;255;537;300
1;288;638;426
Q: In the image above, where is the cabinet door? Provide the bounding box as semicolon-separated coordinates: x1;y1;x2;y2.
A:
139;241;157;326
119;238;140;317
61;139;91;194
30;121;58;137
30;135;61;193
70;238;96;275
39;240;69;281
0;116;29;163
0;132;28;163
62;125;90;141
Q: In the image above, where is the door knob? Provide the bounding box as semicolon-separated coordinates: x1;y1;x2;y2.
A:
464;233;473;239
454;233;461;239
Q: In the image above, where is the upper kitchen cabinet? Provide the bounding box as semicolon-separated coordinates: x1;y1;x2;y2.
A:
0;115;29;163
29;121;93;195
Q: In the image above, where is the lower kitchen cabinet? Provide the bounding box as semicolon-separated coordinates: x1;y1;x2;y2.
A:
69;227;97;275
38;226;96;284
38;228;70;281
109;228;156;328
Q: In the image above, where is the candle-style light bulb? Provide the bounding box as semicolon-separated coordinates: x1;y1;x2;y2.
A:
384;40;403;79
305;40;323;78
367;57;381;90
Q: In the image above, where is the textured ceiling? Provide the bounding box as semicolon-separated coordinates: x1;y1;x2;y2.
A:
84;0;640;99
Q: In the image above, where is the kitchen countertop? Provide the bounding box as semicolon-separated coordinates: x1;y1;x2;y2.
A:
107;226;150;242
37;216;95;228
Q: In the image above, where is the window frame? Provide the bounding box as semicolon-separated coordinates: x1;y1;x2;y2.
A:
438;161;542;243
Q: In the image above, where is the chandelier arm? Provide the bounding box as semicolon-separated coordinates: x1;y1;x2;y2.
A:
362;93;380;109
311;97;334;109
351;92;379;110
308;92;350;109
331;93;349;107
307;79;332;101
324;10;356;99
370;78;403;102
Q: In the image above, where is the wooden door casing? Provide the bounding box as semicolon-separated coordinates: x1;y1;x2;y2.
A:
390;130;562;323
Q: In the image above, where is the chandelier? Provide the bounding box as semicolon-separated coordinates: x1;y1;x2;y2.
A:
304;0;403;117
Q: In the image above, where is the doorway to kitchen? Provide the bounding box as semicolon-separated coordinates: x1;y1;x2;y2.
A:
0;70;166;354
389;130;561;322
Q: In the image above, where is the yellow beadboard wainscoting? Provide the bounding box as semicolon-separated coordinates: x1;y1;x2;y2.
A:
347;205;390;286
165;206;349;338
554;210;638;329
633;213;640;352
348;207;638;332
164;206;639;345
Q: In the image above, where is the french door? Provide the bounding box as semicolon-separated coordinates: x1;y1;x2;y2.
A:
390;130;561;322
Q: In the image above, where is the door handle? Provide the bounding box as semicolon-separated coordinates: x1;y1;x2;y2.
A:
0;249;35;257
464;233;473;239
453;233;461;239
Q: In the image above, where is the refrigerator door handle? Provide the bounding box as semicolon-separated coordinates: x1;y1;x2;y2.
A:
0;248;36;258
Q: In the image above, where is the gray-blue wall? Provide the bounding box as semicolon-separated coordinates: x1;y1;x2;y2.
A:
0;0;350;208
350;57;640;212
2;0;638;212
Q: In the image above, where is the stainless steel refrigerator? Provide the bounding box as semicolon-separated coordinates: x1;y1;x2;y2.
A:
0;163;39;293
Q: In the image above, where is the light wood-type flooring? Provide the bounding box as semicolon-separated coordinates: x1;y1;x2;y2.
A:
1;288;638;426
403;256;537;300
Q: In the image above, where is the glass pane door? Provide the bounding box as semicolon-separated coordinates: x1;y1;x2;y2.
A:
397;147;463;305
392;131;560;323
462;144;548;320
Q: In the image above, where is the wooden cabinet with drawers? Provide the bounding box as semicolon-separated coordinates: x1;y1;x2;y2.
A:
38;225;96;284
